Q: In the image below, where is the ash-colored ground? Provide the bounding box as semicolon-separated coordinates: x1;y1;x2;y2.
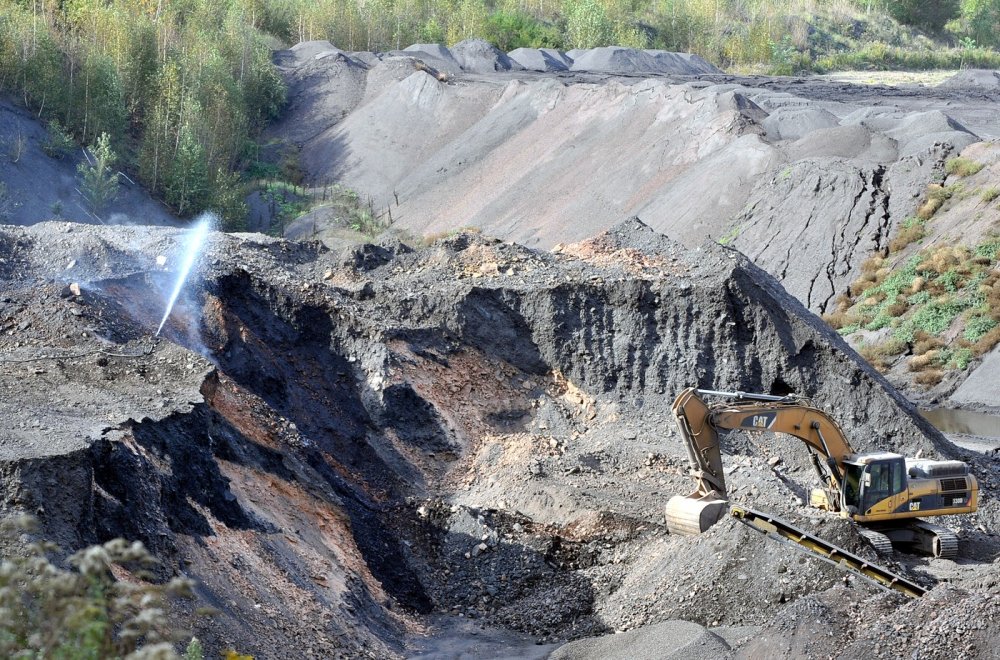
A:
3;42;1000;660
2;218;999;659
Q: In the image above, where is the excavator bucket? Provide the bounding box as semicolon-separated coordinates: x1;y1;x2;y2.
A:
665;494;728;535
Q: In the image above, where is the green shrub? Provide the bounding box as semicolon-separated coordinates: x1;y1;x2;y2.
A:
939;268;963;292
865;312;893;331
945;156;985;177
0;515;196;658
911;298;967;334
77;132;120;217
981;186;1000;203
965;314;998;342
885;0;959;33
941;346;974;369
976;237;1000;260
42;120;75;159
484;11;563;51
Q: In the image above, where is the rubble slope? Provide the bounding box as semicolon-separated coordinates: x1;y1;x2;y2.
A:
2;219;998;657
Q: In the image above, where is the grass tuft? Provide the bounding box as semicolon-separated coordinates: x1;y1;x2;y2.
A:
945;157;985;178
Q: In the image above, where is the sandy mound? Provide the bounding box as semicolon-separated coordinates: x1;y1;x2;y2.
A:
267;41;369;146
450;39;523;73
276;40;350;66
507;47;572;72
939;68;1000;89
763;107;839;141
401;43;462;74
784;124;898;162
270;40;989;317
644;49;721;75
569;47;720;74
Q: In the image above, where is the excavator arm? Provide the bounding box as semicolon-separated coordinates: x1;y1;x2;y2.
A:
666;387;857;534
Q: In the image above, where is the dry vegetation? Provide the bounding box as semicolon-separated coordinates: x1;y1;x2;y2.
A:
825;233;1000;383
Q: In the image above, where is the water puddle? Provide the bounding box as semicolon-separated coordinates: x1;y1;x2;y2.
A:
921;408;1000;438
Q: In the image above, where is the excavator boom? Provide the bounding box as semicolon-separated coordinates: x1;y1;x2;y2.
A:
667;387;854;531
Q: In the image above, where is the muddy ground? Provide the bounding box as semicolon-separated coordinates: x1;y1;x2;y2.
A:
1;219;999;658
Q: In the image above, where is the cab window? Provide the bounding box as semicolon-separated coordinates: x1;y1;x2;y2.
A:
843;463;863;508
862;459;906;512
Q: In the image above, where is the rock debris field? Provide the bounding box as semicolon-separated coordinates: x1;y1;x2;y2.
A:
1;217;1000;658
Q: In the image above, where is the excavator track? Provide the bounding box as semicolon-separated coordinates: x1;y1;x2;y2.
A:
731;505;927;599
912;520;959;559
859;528;894;557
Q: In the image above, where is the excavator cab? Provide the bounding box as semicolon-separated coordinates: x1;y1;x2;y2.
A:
841;454;907;516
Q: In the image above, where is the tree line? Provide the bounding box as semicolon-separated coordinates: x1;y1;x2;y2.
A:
2;0;999;228
0;0;284;228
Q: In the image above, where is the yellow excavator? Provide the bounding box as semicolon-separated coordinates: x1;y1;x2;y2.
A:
665;388;978;557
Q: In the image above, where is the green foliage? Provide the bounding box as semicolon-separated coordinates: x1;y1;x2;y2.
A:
261;182;310;231
484;11;563;51
166;125;211;217
940;268;963;292
563;0;612;49
907;300;966;335
0;0;285;226
980;186;1000;203
185;637;205;660
931;183;963;202
945;156;985;177
940;346;974;369
976;237;1000;259
76;133;120;217
885;0;960;32
965;314;998;341
43;121;76;160
212;168;251;232
769;36;807;76
865;311;893;331
0;515;195;659
949;0;1000;48
813;43;1000;72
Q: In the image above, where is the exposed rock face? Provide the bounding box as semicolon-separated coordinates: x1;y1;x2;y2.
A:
0;220;994;657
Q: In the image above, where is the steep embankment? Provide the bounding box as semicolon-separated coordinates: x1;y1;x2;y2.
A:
826;140;1000;410
268;41;998;323
0;100;176;227
2;220;999;657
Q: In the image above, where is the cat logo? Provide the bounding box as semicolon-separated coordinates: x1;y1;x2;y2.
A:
910;501;921;511
743;412;776;429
